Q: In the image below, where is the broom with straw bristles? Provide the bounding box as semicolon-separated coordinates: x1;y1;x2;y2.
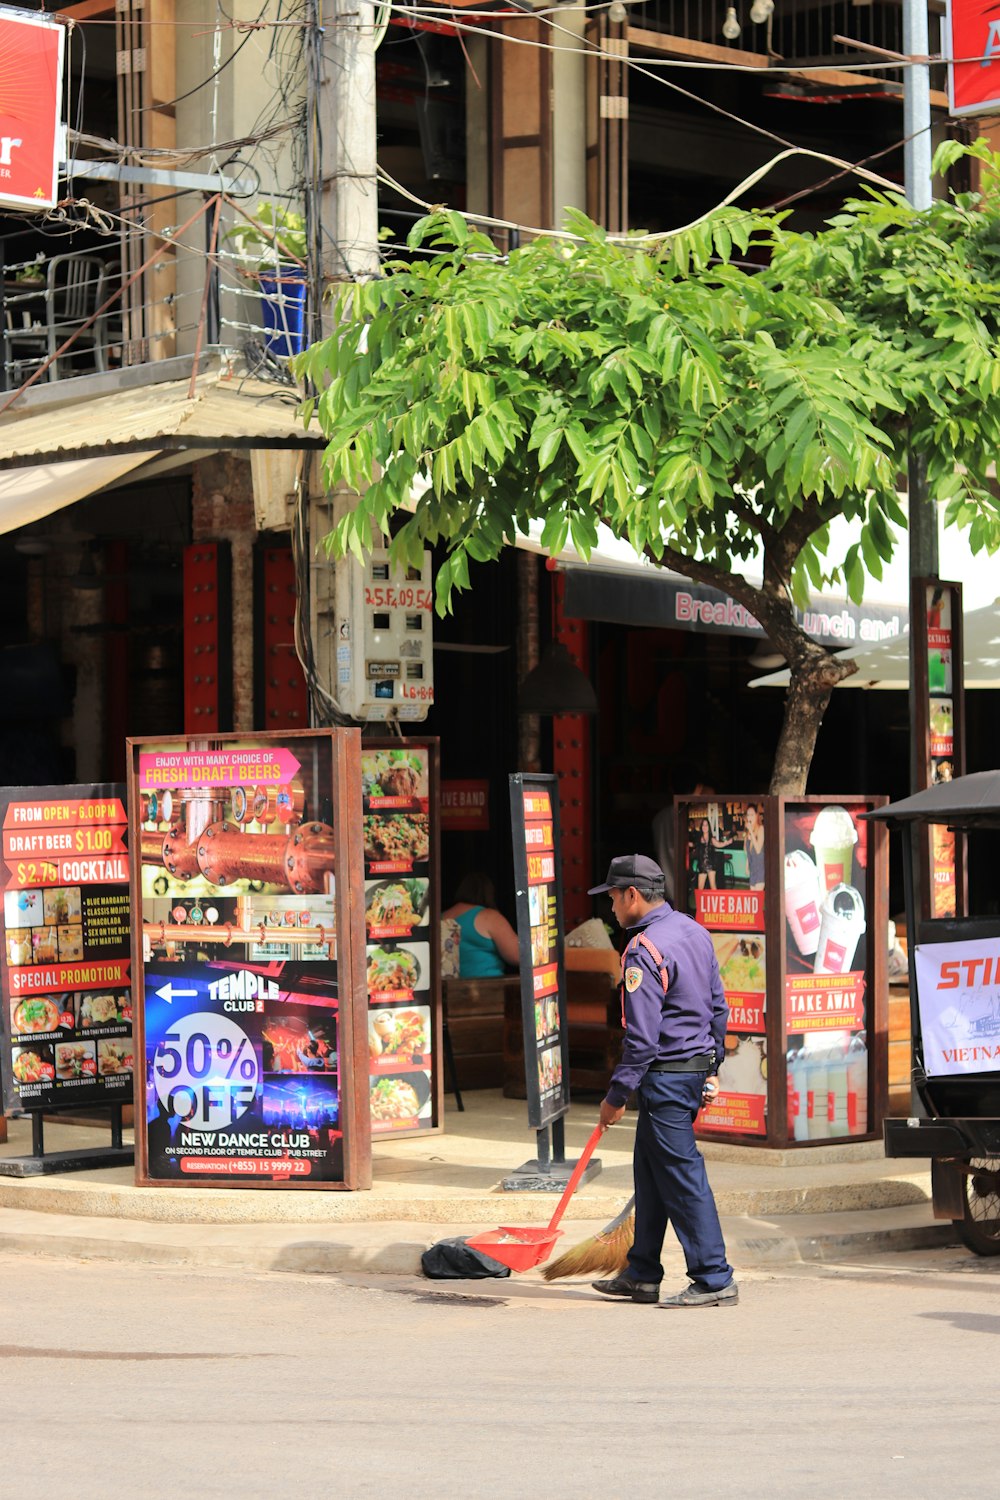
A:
542;1194;635;1280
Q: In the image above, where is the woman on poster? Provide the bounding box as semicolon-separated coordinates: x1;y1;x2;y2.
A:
744;804;766;891
693;817;731;891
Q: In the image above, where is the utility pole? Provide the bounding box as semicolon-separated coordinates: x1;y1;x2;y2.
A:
903;0;938;794
307;0;381;717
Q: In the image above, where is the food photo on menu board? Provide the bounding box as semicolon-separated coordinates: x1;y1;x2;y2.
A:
366;941;429;1002
364;878;430;939
363;813;430;872
783;803;871;1142
361;749;429;805
0;787;133;1114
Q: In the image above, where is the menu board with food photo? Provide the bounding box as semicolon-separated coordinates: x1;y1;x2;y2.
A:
509;773;570;1130
361;738;440;1136
782;800;875;1143
916;580;965;920
0;785;133;1115
130;730;370;1189
683;797;769;1139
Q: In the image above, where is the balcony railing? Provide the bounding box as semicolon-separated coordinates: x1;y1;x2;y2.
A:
1;231;312;395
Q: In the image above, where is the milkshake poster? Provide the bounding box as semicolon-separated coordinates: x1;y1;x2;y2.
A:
684;797;768;1138
0;785;133;1116
782;801;873;1142
131;731;368;1188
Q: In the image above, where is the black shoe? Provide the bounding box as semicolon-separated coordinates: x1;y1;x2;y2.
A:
659;1281;739;1308
592;1274;660;1304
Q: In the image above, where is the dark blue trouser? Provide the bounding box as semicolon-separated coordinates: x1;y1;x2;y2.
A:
625;1070;733;1291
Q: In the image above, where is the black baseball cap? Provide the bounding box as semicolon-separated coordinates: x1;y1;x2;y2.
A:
587;854;665;895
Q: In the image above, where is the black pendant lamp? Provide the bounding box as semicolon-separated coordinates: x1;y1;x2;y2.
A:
518;640;598;715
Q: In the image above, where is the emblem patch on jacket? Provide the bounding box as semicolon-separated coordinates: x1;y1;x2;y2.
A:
624;966;643;993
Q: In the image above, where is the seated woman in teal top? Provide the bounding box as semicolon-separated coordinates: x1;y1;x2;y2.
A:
441;874;520;978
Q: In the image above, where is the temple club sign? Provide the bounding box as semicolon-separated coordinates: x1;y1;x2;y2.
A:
947;0;1000;116
0;7;65;210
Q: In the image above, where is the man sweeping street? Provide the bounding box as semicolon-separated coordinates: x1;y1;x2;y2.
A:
588;854;738;1307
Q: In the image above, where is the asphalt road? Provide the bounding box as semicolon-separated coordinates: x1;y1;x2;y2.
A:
2;1246;998;1500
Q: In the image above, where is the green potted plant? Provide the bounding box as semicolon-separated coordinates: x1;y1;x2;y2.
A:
224;202;308;358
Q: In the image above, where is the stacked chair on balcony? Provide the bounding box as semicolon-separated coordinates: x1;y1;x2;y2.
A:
3;252;109;383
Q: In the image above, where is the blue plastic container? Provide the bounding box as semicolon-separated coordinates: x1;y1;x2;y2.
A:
258;270;307;358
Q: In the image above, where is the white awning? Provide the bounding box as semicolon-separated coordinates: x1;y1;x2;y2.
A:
0;453;153;535
749;599;1000;690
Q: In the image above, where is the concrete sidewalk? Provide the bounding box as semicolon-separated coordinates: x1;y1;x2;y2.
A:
0;1091;954;1274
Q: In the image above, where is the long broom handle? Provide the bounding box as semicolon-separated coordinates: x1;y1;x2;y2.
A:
545;1123;606;1236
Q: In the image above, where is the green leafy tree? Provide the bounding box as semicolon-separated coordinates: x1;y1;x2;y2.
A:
298;139;1000;794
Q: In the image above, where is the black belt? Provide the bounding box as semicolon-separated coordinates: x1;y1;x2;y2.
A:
648;1055;715;1073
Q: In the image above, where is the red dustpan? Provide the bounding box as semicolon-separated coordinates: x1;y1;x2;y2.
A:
466;1123;604;1272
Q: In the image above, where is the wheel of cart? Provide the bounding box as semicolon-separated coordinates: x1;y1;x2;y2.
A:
862;772;1000;1258
958;1158;1000;1256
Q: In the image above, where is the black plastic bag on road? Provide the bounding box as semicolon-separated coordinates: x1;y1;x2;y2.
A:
421;1236;512;1279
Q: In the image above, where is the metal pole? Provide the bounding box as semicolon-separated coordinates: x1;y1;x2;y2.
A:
902;0;933;212
551;1114;566;1165
31;1111;44;1159
536;1125;551;1173
903;0;938;793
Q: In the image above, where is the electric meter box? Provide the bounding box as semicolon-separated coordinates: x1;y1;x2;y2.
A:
333;549;434;721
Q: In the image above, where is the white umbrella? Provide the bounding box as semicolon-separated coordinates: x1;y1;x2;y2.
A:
748;599;1000;690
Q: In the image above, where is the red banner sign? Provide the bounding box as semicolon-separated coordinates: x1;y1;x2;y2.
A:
3;797;127;830
724;993;765;1032
440;779;489;831
0;10;65;211
697;1091;766;1135
948;0;1000;117
9;957;130;997
695;889;763;930
784;972;866;1032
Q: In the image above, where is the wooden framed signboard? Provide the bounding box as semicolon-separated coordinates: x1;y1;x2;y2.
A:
129;729;370;1189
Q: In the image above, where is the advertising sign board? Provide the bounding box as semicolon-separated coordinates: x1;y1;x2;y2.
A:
0;785;132;1115
129;730;370;1189
509;773;569;1129
0;8;65;210
947;0;1000;115
361;739;441;1136
683;797;768;1138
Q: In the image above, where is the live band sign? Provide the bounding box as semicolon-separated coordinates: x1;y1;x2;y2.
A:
0;7;65;211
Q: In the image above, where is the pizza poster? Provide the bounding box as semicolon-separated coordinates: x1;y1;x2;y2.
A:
509;773;570;1129
0;784;133;1114
362;741;437;1134
682;796;768;1138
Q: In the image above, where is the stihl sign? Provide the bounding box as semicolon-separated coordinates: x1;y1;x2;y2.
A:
947;0;1000;116
0;7;64;210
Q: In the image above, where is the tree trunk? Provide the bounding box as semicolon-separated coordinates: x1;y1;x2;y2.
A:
646;538;860;796
768;657;856;796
